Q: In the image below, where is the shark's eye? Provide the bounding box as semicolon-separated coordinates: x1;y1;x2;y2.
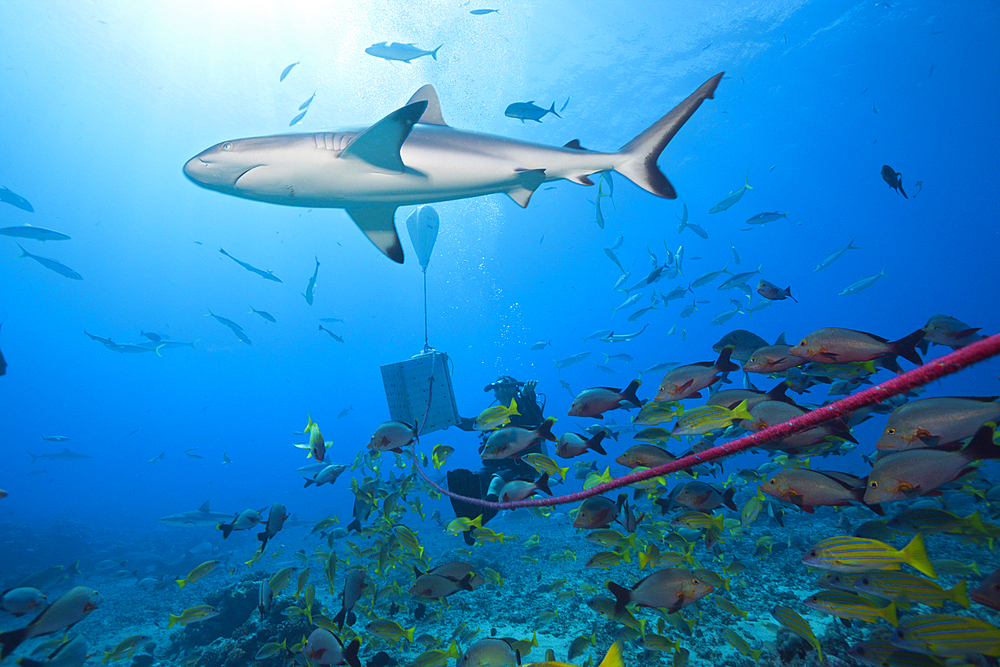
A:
222;142;233;152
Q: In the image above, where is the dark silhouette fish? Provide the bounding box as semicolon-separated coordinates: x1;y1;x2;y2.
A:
470;8;498;14
0;322;6;377
505;101;561;123
880;165;908;198
279;61;298;82
0;186;34;212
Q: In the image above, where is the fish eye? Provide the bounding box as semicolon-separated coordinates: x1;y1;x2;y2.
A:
767;478;776;485
869;480;878;489
692;578;700;585
798;340;807;346
749;357;756;363
886;428;895;435
807;550;816;557
222;142;233;152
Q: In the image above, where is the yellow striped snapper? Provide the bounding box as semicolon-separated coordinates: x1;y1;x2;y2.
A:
167;604;218;629
803;589;898;626
770;605;822;663
846;639;947;667
801;534;937;578
521;453;570;481
100;634;151;663
723;629;762;662
854;571;970;608
890;613;1000;657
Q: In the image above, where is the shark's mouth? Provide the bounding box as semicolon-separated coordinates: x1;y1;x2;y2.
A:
233;166;260;189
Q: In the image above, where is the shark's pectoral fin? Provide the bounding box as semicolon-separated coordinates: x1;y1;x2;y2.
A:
507;168;546;207
405;85;448;126
346;207;404;263
342;101;429;172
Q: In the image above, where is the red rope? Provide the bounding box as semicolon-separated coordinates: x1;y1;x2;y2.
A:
412;333;1000;510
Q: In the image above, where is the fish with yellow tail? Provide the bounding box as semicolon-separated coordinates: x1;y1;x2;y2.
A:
175;560;218;591
802;534;937;579
298;415;325;462
771;605;822;663
167;604;218;629
522;640;623;667
474;398;519;431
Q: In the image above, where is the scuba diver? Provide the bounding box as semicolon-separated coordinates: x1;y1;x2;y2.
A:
447;376;548;545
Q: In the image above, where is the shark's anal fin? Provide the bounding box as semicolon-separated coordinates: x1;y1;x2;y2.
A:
507;168;546;207
405;85;448;126
342;101;429;172
346;207;404;263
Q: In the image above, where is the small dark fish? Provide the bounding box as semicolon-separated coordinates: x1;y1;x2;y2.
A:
757;279;797;303
319;325;344;343
220;248;282;282
470;8;498;14
504;101;561;123
299;91;316;110
880;165;908;198
0;322;6;377
0;186;34;213
289;109;308;126
141;331;162;342
279;61;299;82
303;257;319;305
560;97;570;112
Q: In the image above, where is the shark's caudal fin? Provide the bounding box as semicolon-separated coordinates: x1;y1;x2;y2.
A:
615;73;723;199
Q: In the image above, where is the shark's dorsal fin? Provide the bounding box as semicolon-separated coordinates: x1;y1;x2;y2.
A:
405;85;448;126
342;101;428;172
346;207;404;264
199;501;211;513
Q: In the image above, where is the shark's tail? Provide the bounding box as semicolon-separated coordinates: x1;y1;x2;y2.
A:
615;73;723;199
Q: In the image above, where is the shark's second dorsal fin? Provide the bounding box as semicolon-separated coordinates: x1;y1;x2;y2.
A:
342;101;428;172
405;84;448;126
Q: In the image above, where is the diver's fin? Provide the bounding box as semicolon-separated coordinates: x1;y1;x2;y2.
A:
447;469;485;521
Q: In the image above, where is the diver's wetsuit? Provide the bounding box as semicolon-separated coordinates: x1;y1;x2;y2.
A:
447;377;547;544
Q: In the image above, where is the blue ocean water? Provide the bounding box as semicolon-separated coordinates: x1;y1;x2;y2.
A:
1;1;999;666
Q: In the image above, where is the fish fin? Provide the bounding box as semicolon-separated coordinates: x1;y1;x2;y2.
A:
890;329;926;366
587;431;608;456
616;73;723;198
714;345;741;372
563;139;588;151
621;379;643;408
506;169;547;207
345;207;403;263
343;638;361;667
404;84;448;126
900;534;937;579
341;100;427;172
722;486;738;512
605;581;632;615
962;422;1000;461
